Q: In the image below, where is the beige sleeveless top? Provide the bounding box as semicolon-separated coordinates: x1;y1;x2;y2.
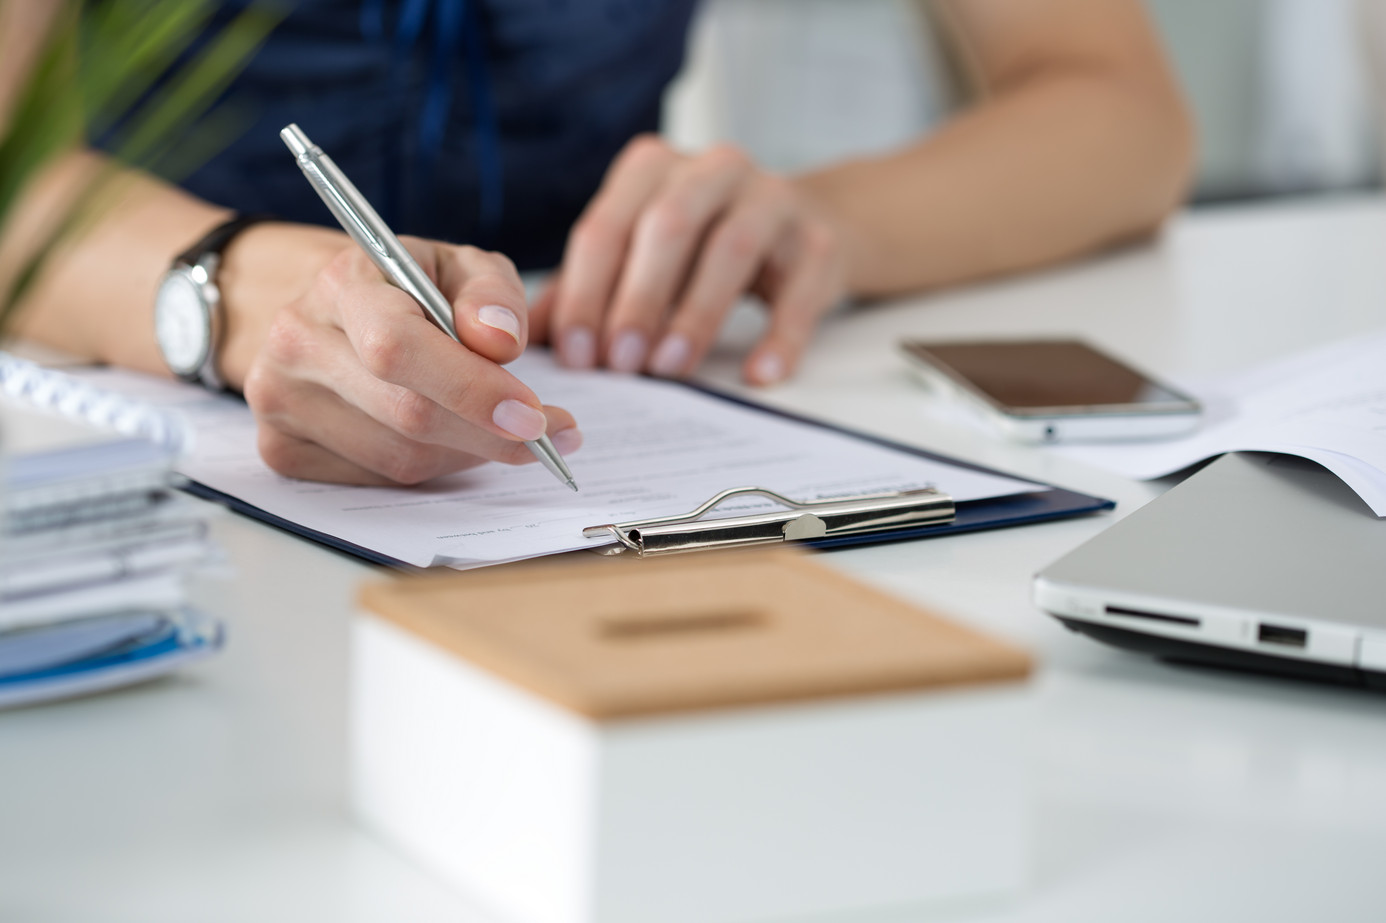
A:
664;0;966;173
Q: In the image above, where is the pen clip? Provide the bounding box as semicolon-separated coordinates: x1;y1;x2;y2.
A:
300;160;389;259
582;486;955;556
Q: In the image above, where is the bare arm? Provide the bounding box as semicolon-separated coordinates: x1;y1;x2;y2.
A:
797;0;1195;296
1;157;579;485
3;150;335;383
0;0;278;371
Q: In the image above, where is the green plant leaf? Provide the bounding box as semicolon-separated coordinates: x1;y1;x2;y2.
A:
80;0;217;140
108;2;283;168
1;0;286;333
0;3;83;231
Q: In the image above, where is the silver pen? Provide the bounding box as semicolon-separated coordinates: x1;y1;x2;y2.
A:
280;123;577;491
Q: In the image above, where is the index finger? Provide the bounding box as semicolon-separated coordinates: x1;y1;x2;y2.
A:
337;278;559;445
405;239;530;366
443;242;529;360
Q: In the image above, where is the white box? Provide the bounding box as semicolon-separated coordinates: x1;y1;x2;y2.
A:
353;551;1032;923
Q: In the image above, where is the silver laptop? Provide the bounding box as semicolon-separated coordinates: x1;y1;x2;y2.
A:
1034;452;1386;688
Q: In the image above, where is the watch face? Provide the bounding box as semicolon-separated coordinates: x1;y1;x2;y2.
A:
155;271;211;377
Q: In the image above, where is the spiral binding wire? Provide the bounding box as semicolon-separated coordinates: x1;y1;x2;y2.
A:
0;353;188;455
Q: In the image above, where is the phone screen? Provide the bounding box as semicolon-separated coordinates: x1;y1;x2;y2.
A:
903;340;1196;413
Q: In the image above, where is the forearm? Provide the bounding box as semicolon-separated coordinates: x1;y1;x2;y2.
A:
796;42;1193;297
3;149;344;388
4;150;229;371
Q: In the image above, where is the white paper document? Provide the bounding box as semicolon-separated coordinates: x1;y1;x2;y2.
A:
70;353;1043;568
1057;329;1386;516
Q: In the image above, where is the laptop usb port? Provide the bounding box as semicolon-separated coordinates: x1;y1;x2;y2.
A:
1257;623;1308;648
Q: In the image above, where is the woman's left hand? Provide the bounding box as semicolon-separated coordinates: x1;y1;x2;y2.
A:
530;134;849;385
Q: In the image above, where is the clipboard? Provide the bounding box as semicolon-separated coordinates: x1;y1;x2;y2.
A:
178;384;1113;569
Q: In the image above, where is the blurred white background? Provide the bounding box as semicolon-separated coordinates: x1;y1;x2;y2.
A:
663;0;1386;205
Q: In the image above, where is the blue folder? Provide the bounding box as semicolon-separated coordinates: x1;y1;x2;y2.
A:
0;608;223;709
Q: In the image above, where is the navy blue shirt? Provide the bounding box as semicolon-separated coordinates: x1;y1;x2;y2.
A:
97;0;698;270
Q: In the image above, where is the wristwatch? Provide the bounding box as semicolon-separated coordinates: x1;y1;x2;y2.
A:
153;213;271;391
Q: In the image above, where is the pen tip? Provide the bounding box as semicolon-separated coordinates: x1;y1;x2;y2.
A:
567;479;579;492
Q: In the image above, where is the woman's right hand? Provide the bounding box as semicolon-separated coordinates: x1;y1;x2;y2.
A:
223;225;581;486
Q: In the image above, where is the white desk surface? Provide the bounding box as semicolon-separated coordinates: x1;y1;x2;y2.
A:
4;196;1385;922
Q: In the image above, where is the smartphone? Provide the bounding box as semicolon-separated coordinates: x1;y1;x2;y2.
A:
900;339;1202;443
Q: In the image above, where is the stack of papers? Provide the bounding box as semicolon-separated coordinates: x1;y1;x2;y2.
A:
0;355;223;708
1057;329;1386;516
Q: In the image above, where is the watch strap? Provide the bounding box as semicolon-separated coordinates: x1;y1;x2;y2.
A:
165;212;273;394
174;212;275;267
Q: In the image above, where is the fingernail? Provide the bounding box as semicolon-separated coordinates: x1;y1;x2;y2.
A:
752;352;785;385
649;333;691;377
561;327;596;368
478;304;521;343
492;399;547;441
551;427;583;455
609;330;648;373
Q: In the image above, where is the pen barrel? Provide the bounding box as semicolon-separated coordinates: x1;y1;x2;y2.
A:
385;258;459;341
282;126;458;340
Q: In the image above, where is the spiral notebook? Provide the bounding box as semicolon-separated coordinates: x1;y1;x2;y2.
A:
1;351;1113;570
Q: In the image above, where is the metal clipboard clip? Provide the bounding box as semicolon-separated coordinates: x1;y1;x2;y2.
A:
582;486;955;557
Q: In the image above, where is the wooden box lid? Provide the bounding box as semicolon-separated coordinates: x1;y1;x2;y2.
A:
358;549;1032;721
